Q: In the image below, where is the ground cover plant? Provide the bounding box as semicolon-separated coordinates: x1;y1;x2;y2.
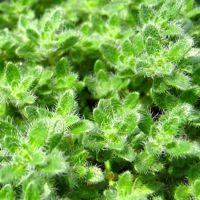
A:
0;0;199;199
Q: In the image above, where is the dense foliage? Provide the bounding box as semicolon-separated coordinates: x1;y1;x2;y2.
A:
0;0;200;199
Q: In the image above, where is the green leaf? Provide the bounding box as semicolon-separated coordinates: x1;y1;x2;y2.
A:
58;32;79;49
69;120;93;134
94;60;107;74
120;113;138;134
47;133;63;152
117;171;133;198
188;164;200;182
0;164;25;183
56;90;75;116
40;154;68;174
122;40;134;56
23;181;40;200
174;185;191;200
138;110;153;134
124;92;139;109
87;166;104;184
26;28;40;41
104;190;116;200
143;24;160;40
135;152;155;173
0;121;17;139
140;4;154;23
109;14;121;27
152;77;168;93
116;147;136;162
100;44;119;63
0;184;14;200
166;140;193;156
16;44;36;59
5;63;20;86
186;7;200;18
146;37;161;55
166;72;190;90
4;136;19;154
97;70;109;82
55;58;70;78
28;119;48;149
132;34;144;55
194;179;200;198
23;106;52;121
168;39;193;62
93;108;110;125
38;70;53;85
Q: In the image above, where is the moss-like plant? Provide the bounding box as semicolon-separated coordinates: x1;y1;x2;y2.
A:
0;0;199;199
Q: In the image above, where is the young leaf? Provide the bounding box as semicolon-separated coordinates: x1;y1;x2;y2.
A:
168;39;193;62
140;4;154;23
28;119;48;149
0;164;25;183
55;58;70;78
69;120;93;134
5;63;20;86
122;40;134;56
0;121;17;139
0;184;14;200
100;44;119;63
193;179;200;198
134;152;155;173
166;72;190;90
87;166;104;184
40;153;68;174
166;140;193;156
23;181;40;200
26;28;40;41
93;108;110;125
117;171;133;198
174;185;191;200
146;37;161;55
56;90;75;116
143;24;160;40
124;92;139;109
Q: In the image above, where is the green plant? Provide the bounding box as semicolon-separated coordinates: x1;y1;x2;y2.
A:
0;0;199;199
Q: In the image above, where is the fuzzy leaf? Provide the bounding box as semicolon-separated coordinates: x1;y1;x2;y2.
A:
168;39;193;62
23;181;40;200
55;58;70;78
124;92;139;109
93;108;110;125
0;184;14;200
140;4;154;23
28;119;48;149
0;164;25;183
138;110;153;134
166;72;190;90
194;179;200;198
0;121;17;139
56;90;75;116
143;24;160;40
26;28;40;41
146;37;161;55
69;120;93;134
122;40;134;56
174;185;191;200
87;166;104;184
5;63;20;86
40;154;68;174
117;171;133;198
166;141;193;156
135;152;155;173
100;44;119;63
